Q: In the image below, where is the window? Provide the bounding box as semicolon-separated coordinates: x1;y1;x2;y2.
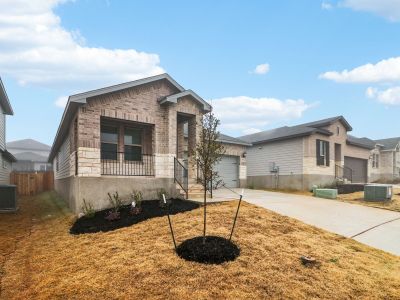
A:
316;139;330;166
101;125;118;160
56;154;59;171
2;159;7;169
124;128;142;161
372;153;379;168
336;126;340;135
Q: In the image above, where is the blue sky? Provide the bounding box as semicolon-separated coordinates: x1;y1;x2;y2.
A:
1;0;400;146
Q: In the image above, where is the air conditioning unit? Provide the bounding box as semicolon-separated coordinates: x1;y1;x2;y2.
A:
269;162;279;173
0;185;18;212
364;184;393;201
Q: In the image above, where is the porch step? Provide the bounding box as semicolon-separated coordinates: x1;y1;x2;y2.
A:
175;183;211;199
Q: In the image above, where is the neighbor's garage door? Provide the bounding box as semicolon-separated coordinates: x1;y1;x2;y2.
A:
214;155;239;188
344;156;368;183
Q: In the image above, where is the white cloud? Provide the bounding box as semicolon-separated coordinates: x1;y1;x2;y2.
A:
321;2;333;10
341;0;400;21
211;96;313;135
366;86;400;105
54;95;68;108
320;57;400;83
0;0;164;88
252;63;270;75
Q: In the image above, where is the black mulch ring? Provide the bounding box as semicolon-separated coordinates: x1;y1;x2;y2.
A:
70;199;199;235
176;236;240;264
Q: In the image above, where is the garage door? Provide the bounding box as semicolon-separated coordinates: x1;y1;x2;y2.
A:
214;155;239;188
344;156;368;183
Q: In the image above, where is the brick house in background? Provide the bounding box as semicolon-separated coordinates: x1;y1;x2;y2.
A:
49;74;248;213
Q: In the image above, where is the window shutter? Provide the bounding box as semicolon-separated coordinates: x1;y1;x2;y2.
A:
326;141;330;166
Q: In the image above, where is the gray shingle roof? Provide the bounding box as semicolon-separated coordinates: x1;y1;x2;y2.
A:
346;135;376;150
13;151;49;163
374;137;400;150
7;139;51;151
217;134;252;146
239;125;331;144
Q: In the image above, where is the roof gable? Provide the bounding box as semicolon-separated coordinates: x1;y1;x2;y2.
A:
49;73;210;161
374;137;400;150
159;89;211;112
0;77;13;115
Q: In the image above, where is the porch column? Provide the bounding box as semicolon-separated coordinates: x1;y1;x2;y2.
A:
187;115;199;181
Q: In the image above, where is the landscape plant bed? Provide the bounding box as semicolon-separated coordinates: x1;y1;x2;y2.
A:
176;235;240;264
70;199;200;234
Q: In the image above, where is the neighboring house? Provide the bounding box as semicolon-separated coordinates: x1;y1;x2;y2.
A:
0;77;16;184
239;116;377;190
372;137;400;182
49;74;248;213
7;139;52;172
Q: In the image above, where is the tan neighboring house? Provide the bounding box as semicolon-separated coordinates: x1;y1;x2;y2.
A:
239;116;377;190
0;77;16;184
49;74;248;213
371;137;400;182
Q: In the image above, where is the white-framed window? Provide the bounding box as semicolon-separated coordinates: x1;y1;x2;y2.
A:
124;127;142;161
317;139;330;166
3;159;7;169
372;153;379;168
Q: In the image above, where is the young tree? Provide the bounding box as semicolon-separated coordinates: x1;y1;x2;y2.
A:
193;112;225;244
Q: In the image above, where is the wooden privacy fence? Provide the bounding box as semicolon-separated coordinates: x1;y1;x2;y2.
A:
10;171;54;196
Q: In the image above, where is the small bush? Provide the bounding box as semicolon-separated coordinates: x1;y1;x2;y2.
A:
107;191;123;213
131;190;143;208
105;210;120;221
81;198;95;218
130;190;143;215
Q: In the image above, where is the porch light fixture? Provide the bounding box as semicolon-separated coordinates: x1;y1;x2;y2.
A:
242;152;247;158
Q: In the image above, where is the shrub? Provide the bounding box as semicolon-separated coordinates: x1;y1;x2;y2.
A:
105;210;120;221
81;198;95;218
107;191;122;213
130;190;143;215
131;190;143;208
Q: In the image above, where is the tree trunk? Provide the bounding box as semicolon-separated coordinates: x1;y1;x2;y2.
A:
203;181;207;244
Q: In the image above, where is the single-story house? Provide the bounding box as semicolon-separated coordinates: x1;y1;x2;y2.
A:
0;77;16;184
7;139;52;172
49;74;248;213
239;116;379;190
371;137;400;182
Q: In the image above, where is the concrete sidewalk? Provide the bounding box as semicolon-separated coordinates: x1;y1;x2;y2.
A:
212;188;400;256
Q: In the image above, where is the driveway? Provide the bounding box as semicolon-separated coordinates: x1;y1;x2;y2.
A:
212;188;400;256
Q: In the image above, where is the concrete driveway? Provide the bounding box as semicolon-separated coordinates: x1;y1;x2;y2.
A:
212;188;400;256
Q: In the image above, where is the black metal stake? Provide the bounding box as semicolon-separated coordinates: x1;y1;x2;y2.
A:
163;194;177;250
229;194;243;241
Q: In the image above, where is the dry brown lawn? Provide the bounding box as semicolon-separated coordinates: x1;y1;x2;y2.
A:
337;188;400;212
0;192;399;300
261;188;313;196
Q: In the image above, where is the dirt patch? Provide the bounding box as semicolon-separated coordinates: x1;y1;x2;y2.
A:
337;188;400;212
1;192;399;299
176;236;240;264
70;199;200;234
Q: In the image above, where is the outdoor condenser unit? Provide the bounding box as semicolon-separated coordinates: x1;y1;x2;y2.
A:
0;185;18;212
364;184;393;201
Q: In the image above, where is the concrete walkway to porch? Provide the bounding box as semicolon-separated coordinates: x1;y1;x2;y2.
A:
209;188;400;256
